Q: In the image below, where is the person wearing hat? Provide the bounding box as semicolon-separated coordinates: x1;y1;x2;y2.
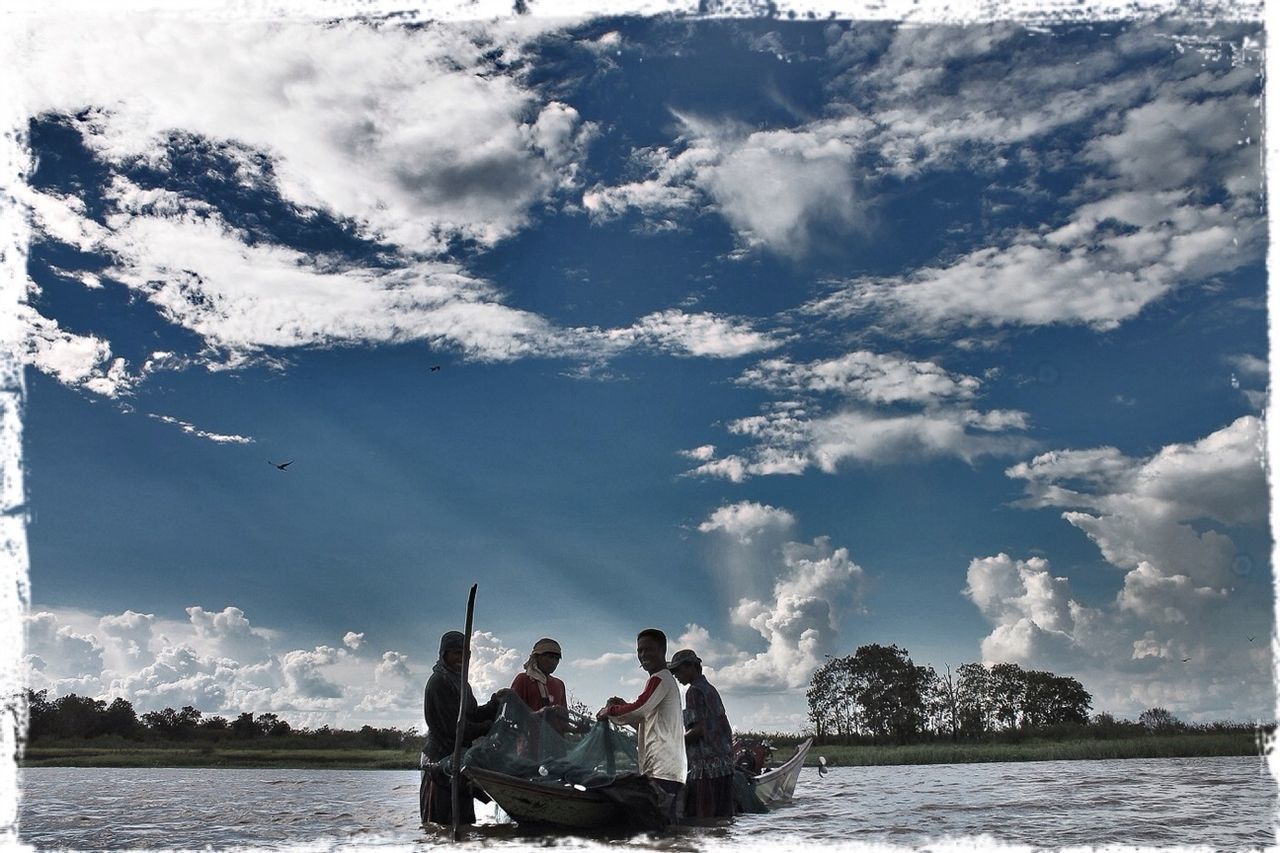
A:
669;648;735;819
597;628;688;825
420;630;511;827
510;637;567;711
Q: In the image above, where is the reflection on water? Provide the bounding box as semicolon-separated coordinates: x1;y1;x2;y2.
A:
18;756;1275;850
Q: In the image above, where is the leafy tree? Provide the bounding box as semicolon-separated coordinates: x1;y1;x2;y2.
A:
846;644;931;744
200;715;229;732
101;697;140;738
52;694;108;738
26;690;55;740
807;655;860;742
955;663;991;736
231;712;259;738
1139;707;1181;733
987;662;1026;730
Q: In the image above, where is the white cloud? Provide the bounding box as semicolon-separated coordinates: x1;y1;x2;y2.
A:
970;417;1273;719
19;304;137;398
146;413;254;444
697;501;796;544
738;351;981;405
186;605;274;662
584;113;868;256
689;401;1034;482
280;646;344;701
687;505;866;694
715;537;865;691
342;632;365;651
607;309;779;359
20;16;591;255
466;630;520;696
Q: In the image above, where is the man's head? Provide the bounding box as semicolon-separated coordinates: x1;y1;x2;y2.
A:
531;637;562;676
636;628;667;674
439;630;467;673
667;648;702;685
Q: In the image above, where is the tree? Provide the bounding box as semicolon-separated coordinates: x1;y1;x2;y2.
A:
1139;707;1181;734
100;698;140;738
955;663;991;736
987;663;1026;730
846;644;931;744
26;690;55;740
934;665;961;741
807;655;860;743
52;694;108;738
231;712;259;738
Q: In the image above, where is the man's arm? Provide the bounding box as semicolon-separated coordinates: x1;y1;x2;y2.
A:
601;674;665;725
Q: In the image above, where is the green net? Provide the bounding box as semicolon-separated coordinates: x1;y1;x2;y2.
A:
462;698;642;788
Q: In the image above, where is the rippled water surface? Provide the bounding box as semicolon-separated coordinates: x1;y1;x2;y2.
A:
19;756;1275;849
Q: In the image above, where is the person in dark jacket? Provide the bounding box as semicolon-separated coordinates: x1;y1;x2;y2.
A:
419;630;510;826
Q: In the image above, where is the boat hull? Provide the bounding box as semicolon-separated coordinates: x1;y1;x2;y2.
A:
464;736;814;830
464;767;625;830
753;737;812;807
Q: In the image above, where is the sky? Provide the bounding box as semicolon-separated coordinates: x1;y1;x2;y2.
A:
4;2;1271;734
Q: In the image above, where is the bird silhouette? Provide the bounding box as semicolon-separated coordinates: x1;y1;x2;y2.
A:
268;460;293;471
1248;636;1256;642
430;365;442;372
1181;657;1191;662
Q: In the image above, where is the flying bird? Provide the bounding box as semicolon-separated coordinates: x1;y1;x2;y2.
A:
1181;657;1191;662
1248;636;1256;642
268;460;293;471
430;365;442;372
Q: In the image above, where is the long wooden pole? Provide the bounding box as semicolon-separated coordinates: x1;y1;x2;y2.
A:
450;583;477;843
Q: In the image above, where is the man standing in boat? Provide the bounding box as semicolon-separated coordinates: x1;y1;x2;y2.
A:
669;648;735;819
420;630;511;827
597;628;688;824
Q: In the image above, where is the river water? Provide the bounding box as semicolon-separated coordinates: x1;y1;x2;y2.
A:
17;756;1276;850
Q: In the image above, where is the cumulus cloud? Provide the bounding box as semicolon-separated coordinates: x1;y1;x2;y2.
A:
968;417;1273;719
697;501;796;544
466;631;521;696
738;352;981;405
342;632;365;651
19;16;591;254
22;606;447;728
584;112;868;256
716;537;865;690
687;505;865;693
688;400;1034;482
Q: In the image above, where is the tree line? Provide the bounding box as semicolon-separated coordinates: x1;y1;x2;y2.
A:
804;644;1217;745
23;690;415;749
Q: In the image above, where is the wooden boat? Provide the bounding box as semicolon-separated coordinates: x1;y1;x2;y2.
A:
463;736;814;830
753;736;811;807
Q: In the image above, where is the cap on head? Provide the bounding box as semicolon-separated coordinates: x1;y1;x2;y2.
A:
668;649;702;670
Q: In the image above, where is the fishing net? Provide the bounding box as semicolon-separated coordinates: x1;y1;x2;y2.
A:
461;697;641;787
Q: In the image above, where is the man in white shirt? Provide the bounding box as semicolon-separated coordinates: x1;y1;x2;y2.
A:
598;627;688;824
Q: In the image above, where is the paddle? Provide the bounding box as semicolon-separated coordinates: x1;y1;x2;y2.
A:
450;583;477;842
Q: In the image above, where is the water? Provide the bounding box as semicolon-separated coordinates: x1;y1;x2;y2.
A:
17;757;1276;850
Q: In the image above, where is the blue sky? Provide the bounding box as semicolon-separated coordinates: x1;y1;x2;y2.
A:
9;7;1271;731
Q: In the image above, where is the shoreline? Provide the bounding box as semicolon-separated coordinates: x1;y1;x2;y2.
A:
20;733;1264;770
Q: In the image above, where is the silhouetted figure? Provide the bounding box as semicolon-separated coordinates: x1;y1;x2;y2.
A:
430;365;442;372
269;460;293;470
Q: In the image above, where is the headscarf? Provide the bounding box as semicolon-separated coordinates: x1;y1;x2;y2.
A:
522;637;562;703
433;630;467;691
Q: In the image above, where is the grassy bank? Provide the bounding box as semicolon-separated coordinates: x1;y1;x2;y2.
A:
784;732;1267;767
21;731;1267;770
21;744;420;770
